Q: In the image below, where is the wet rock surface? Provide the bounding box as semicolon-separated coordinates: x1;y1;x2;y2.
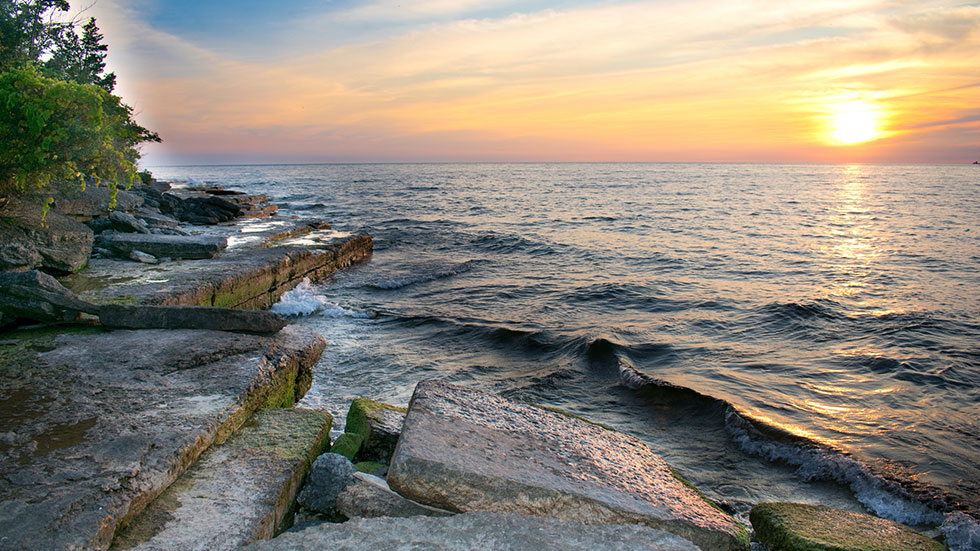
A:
749;502;946;551
111;408;332;551
98;305;287;334
243;512;700;551
387;379;748;551
0;325;325;551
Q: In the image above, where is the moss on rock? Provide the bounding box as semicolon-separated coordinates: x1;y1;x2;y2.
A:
345;398;407;439
330;432;364;461
750;502;946;551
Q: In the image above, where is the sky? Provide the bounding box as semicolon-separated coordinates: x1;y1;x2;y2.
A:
74;0;980;165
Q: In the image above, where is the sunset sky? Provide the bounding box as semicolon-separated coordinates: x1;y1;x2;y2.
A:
77;0;979;165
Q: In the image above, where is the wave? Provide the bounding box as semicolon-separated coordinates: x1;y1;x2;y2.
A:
367;260;483;290
271;278;374;318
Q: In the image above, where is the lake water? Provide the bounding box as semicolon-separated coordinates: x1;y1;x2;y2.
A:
150;162;980;532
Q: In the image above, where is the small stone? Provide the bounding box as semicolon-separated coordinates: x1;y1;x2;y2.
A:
297;453;356;514
749;502;946;551
129;250;158;264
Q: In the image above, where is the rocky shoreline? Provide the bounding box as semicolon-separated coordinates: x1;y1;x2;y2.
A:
0;180;964;550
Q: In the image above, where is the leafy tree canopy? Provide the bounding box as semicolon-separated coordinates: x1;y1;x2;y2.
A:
0;0;159;207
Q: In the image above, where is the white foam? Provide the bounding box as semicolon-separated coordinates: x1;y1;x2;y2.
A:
271;278;374;318
941;512;980;551
725;407;944;527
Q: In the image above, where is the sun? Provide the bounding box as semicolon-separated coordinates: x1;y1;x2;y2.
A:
828;102;881;145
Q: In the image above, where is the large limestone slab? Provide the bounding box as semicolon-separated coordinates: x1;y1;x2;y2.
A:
749;502;946;551
388;380;748;551
111;408;332;551
244;512;700;551
345;397;406;463
99;233;228;260
0;325;325;551
66;232;373;310
99;305;287;334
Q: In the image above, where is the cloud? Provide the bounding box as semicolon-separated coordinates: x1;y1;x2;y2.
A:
89;0;980;163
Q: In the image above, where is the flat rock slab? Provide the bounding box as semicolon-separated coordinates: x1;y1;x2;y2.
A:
0;270;100;323
99;233;227;260
99;305;287;334
111;408;332;551
388;380;748;551
0;325;325;551
749;502;946;551
244;512;700;551
64;232;373;310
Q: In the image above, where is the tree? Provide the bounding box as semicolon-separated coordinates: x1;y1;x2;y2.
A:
45;16;116;91
0;0;70;71
0;1;159;209
0;65;141;201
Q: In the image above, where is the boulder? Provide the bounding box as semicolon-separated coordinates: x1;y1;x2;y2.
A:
941;512;980;551
242;513;700;551
0;270;100;323
0;198;94;273
335;471;453;519
387;380;749;551
178;196;243;225
345;398;406;463
130;250;159;264
749;502;946;551
98;233;227;260
52;185;143;219
109;210;151;233
296;453;357;514
99;305;288;334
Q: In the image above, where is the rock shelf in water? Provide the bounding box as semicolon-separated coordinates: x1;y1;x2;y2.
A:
387;379;750;551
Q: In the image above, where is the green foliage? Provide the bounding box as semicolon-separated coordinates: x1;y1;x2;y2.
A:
0;65;140;200
0;1;160;208
0;0;70;72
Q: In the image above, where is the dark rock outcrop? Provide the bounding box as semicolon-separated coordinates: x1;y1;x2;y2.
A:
109;210;151;234
0;270;99;324
52;185;142;220
0;198;94;273
99;305;288;334
97;232;227;260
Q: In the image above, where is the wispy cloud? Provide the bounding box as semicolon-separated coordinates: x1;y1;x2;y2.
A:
86;0;980;163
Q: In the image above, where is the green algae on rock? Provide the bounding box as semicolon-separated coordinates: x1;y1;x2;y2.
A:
330;432;364;461
345;397;407;462
749;502;946;551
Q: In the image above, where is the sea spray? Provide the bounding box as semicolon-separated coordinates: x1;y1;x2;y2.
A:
272;278;374;318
